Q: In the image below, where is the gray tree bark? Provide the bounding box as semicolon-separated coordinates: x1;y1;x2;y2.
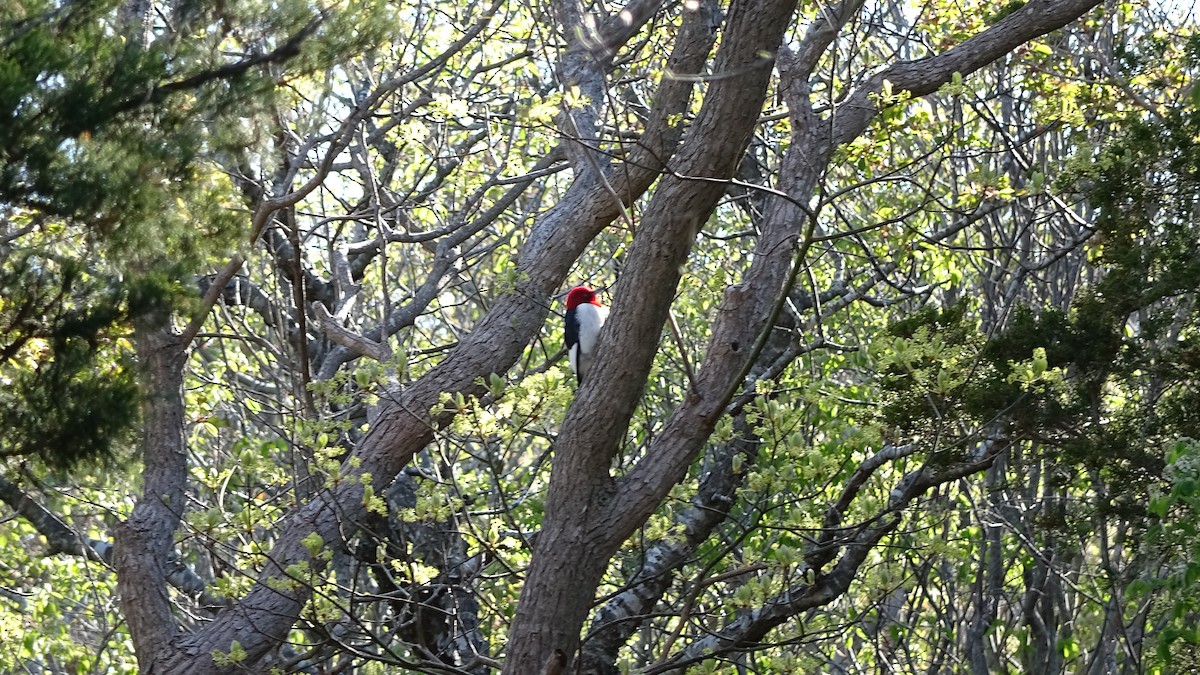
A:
115;313;189;671
112;0;1106;672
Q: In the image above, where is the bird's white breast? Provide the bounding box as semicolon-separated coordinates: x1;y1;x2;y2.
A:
569;303;607;379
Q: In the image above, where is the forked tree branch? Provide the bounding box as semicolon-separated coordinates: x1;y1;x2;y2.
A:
147;4;701;671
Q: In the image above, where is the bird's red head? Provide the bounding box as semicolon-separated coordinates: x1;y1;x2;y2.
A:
565;286;602;310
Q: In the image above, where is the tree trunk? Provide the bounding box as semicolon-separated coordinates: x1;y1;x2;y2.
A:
501;0;800;670
114;313;188;671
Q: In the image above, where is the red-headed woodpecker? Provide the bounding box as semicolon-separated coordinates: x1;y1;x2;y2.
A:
564;285;607;383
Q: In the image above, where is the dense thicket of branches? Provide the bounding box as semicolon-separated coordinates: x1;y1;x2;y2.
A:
3;0;1199;673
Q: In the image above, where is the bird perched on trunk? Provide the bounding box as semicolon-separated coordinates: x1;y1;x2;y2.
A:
564;285;607;383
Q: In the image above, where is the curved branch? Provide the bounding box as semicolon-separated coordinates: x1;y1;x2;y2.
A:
0;474;104;560
152;3;706;669
109;15;324;120
648;439;1011;673
313;301;390;362
828;0;1103;150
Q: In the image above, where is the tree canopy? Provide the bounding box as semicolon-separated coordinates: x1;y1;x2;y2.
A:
2;0;1199;673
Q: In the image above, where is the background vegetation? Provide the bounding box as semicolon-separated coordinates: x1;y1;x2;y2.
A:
2;0;1198;673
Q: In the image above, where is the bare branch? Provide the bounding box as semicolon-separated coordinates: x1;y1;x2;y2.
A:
312;301;390;362
0;474;103;560
648;439;1011;672
829;0;1104;149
